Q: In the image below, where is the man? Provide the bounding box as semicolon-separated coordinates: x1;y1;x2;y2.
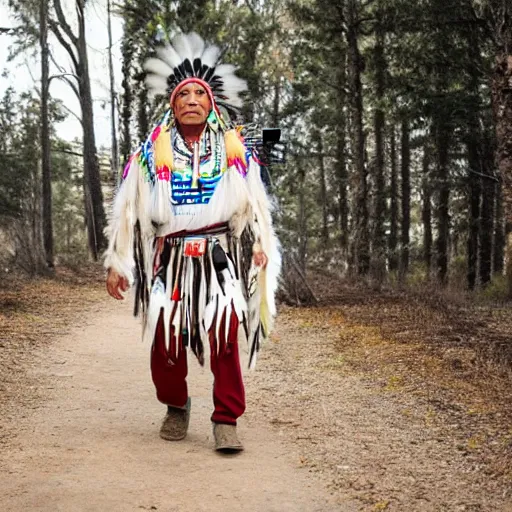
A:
104;32;280;453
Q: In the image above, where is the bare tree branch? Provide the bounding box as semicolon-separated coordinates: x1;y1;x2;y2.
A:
49;19;79;72
53;0;78;45
57;102;83;125
49;71;81;103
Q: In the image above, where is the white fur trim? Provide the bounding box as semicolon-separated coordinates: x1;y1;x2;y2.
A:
245;157;281;333
103;159;140;283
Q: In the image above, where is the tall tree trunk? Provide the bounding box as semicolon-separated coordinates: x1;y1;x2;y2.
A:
297;159;307;272
271;77;280;128
335;53;348;257
422;142;432;274
40;0;53;268
120;33;133;168
493;180;505;275
372;10;386;281
466;26;482;290
465;101;481;291
77;0;106;259
51;0;107;259
388;125;398;271
466;161;480;290
492;50;512;295
434;117;450;284
107;0;119;185
315;131;329;247
479;138;495;286
346;0;369;274
400;118;410;279
137;80;149;143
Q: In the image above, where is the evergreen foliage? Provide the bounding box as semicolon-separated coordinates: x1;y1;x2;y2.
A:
2;0;511;293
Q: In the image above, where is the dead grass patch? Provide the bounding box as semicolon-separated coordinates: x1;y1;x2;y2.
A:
294;271;512;483
0;265;106;444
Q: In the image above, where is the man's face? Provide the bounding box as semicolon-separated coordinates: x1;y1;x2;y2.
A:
173;83;212;126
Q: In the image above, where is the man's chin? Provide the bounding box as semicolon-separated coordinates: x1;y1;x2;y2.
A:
179;117;207;126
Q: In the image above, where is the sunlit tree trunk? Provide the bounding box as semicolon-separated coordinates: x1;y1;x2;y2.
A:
422;142;433;275
77;0;106;258
120;32;133;168
493;181;505;275
372;9;387;282
335;53;348;258
388;125;398;272
400;119;410;280
479;137;495;286
51;0;106;259
345;0;369;274
297;159;307;272
107;0;119;185
314;131;329;247
492;50;512;295
40;0;53;268
433;115;451;284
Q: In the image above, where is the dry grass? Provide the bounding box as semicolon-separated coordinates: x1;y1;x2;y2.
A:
305;270;512;482
0;264;106;444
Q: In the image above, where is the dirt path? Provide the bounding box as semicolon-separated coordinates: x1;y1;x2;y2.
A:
0;299;339;512
1;291;511;511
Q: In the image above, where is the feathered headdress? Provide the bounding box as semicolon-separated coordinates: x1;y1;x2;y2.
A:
143;32;248;121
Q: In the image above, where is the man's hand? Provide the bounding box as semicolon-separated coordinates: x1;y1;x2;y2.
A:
253;250;268;268
106;268;129;300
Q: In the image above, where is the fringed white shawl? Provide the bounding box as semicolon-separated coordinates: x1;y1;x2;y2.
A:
104;135;280;368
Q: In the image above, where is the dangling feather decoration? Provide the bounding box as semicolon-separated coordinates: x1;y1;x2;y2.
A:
153;127;173;170
225;129;248;175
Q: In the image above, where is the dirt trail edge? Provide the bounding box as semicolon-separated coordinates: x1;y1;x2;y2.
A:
0;299;340;512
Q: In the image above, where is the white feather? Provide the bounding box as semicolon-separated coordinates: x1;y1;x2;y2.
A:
162;294;172;352
200;45;221;68
215;291;229;350
226;255;246;319
203;300;216;334
150;179;171;225
214;64;236;77
220;76;248;107
248;348;258;370
172;33;193;60
224;302;232;345
145;277;168;346
156;44;182;69
144;57;173;78
187;32;205;60
198;257;208;343
171;304;181;360
145;75;168;97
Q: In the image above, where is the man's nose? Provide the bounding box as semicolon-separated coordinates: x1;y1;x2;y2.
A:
187;93;199;104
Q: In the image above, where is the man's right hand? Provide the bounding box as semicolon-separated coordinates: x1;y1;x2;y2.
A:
106;268;129;300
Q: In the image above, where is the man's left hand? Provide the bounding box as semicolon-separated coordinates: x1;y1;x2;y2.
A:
253;250;268;268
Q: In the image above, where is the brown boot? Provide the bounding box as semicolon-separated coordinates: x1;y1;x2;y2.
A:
159;398;191;441
213;423;244;453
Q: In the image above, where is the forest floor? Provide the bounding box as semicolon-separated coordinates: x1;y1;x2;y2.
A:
0;266;511;511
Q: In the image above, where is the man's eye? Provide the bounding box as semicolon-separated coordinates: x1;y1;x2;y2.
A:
196;90;205;95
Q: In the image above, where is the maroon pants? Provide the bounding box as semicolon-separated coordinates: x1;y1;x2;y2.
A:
150;312;246;425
